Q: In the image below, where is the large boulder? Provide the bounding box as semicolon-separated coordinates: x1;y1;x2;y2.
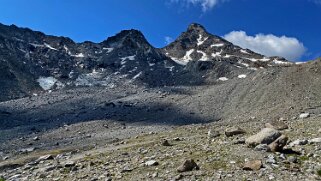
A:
245;128;282;147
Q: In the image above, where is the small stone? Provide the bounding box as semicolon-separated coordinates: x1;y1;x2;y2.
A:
161;139;171;146
33;136;39;141
268;135;288;152
121;166;133;173
174;174;183;180
36;154;54;162
152;172;158;178
254;144;271;152
225;127;246;137
233;138;246;145
266;155;276;164
177;159;199;172
64;161;75;167
243;160;262;171
318;128;321;133
173;137;182;141
265;121;288;130
287;156;298;163
208;129;220;139
145;160;159;166
299;113;310;119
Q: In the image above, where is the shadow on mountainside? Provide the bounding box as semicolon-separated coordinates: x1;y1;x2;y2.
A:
0;93;215;143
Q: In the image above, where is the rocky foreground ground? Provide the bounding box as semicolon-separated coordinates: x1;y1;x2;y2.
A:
1;114;320;181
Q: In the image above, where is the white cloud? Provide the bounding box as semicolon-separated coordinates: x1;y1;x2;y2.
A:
223;31;306;61
165;36;174;45
170;0;228;12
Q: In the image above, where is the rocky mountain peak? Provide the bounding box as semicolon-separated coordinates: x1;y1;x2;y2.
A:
187;23;207;33
102;29;150;49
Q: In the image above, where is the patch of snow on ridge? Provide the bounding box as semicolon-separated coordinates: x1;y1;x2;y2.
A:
197;50;209;61
238;61;249;67
260;57;270;62
70;53;85;58
103;47;114;53
64;45;71;54
44;43;58;51
212;50;223;57
169;49;195;65
197;34;208;46
211;43;224;47
273;59;293;65
238;74;247;79
132;71;143;80
120;55;136;61
240;49;250;54
218;77;228;81
37;77;58;90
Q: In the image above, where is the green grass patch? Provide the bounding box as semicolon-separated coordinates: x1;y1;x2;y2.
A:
317;169;321;177
0;177;6;181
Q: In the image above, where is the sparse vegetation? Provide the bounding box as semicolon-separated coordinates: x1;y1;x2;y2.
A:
317;169;321;177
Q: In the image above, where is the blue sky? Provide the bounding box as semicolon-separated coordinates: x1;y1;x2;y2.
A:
0;0;321;61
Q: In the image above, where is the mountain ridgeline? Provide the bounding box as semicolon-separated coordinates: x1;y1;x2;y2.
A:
0;23;306;102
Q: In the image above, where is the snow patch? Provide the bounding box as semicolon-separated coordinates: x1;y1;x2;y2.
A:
170;49;194;65
37;77;58;90
212;50;223;58
148;62;156;66
238;74;247;79
273;59;293;65
238;61;249;67
197;50;209;61
120;55;136;61
218;77;228;81
132;71;142;79
240;49;250;54
211;43;224;47
260;57;270;62
103;47;114;53
44;43;58;51
197;34;208;46
72;53;85;58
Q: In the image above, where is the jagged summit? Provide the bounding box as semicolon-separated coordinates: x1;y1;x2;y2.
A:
163;23;291;69
187;23;207;32
102;29;150;48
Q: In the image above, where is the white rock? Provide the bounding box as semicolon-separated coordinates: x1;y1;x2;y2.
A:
288;139;308;147
145;160;159;166
299;113;310;119
309;138;321;144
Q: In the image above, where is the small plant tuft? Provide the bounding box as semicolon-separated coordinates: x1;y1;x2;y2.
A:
0;177;6;181
317;169;321;177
